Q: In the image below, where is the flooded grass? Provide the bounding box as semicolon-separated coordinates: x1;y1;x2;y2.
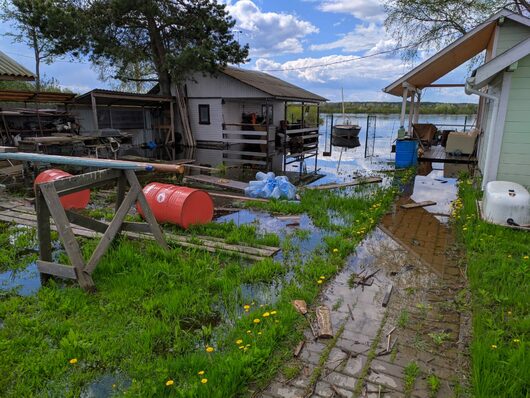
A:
0;174;399;397
455;178;530;398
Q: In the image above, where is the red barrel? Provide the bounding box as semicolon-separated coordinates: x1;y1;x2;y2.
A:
138;182;214;229
34;169;90;210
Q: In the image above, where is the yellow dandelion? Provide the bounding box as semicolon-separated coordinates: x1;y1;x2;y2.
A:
270;310;277;315
275;320;279;323
319;276;325;280
257;331;262;335
236;339;243;345
69;358;78;365
245;344;251;348
491;344;497;349
112;384;116;389
253;318;261;324
262;312;270;317
508;255;512;258
333;248;338;253
201;378;208;384
317;280;323;284
238;345;244;349
246;330;252;334
463;227;467;231
166;380;174;386
513;339;520;343
508;311;512;315
198;370;205;376
206;346;214;353
524;256;529;260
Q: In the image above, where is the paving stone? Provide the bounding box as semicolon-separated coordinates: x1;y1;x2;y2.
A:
262;381;306;398
340;329;374;345
324;347;349;368
341;354;367;377
335;337;371;355
313;381;334;398
343;316;382;337
364;382;405;398
366;370;404;392
322;371;357;391
371;358;406;379
289;365;314;389
300;348;324;365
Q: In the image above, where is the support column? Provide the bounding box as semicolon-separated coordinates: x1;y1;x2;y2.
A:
91;93;99;132
413;91;421;124
408;91;416;134
399;87;409;127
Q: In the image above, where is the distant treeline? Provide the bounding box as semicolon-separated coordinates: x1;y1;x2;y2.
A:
319;102;478;115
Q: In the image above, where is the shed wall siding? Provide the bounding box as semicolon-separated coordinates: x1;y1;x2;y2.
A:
478;77;502;172
185;73;269;99
496;20;530;54
497;54;530;188
188;98;223;142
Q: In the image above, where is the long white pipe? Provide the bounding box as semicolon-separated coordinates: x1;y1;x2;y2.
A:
465;81;498;188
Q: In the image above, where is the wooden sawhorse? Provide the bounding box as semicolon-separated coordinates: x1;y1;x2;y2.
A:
35;168;168;292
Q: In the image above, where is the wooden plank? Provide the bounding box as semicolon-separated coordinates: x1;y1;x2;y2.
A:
222;150;268;157
115;172;127;212
400;201;437;209
0;146;17;153
208;192;269;202
382;284;393;307
125;169;168;250
50;169;121;196
306;177;382;190
39;183;95;291
84;184;140;275
285;127;319;135
65;210;109;233
222;158;267;166
36;260;76;280
316;305;333;339
35;190;52;285
0;164;23;176
223;130;267;136
222;138;267;144
185;175;249;192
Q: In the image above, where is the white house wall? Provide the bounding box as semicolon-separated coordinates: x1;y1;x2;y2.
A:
187;98;223;142
477;76;502;173
185;72;269;99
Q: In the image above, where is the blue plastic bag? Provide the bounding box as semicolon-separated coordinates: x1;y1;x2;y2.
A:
245;172;296;200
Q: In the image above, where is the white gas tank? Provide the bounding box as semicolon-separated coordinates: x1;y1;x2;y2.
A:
483;181;530;226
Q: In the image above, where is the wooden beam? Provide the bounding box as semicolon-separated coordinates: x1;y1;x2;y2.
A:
52;169;121;196
36;260;76;280
400;200;436;209
91;92;99;131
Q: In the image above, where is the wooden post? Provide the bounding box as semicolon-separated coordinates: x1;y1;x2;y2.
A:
35;189;52;285
413;91;421;124
408;91;416;134
170;100;175;145
400;87;408;127
91;93;99;132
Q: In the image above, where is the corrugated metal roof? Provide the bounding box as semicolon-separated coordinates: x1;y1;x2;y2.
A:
0;51;35;81
74;89;173;106
222;66;327;102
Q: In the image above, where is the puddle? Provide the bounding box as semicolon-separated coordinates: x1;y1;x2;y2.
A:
0;262;41;296
80;372;131;398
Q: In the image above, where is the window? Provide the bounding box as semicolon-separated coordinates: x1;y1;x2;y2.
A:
198;104;210;125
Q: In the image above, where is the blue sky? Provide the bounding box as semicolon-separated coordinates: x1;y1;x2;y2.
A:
1;0;477;103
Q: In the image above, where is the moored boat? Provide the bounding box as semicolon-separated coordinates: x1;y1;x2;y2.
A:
332;124;361;148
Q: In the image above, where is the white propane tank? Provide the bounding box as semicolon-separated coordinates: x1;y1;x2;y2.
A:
483;181;530;226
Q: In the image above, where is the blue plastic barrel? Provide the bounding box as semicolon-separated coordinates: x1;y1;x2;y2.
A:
395;140;418;168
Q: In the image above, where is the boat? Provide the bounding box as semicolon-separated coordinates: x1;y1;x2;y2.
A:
332;124;361;148
331;88;362;148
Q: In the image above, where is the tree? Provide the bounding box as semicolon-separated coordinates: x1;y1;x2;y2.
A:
44;0;249;95
384;0;530;60
1;0;78;90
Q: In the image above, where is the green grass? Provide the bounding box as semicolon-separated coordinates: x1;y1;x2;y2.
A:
397;309;409;328
403;361;421;397
427;373;441;398
0;222;38;272
456;178;530;398
0;176;399;397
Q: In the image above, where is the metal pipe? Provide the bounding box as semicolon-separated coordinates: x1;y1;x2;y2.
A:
0;153;184;173
465;81;498;188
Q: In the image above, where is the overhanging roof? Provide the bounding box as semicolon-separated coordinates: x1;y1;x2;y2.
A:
0;51;35;81
74;89;174;107
469;37;530;88
0;89;76;103
222;66;327;102
383;10;530;96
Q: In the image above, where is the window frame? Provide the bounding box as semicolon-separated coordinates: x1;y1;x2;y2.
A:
198;104;211;125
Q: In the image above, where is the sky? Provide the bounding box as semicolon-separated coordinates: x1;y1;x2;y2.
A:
0;0;478;103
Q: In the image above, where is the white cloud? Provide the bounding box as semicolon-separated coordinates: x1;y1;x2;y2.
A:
255;53;406;85
310;23;396;53
318;0;385;21
226;0;318;56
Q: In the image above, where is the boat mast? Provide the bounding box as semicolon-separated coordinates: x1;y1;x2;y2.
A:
341;87;345;123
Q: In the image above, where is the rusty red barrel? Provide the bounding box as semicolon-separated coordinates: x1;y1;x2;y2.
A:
138;182;214;229
34;169;90;210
